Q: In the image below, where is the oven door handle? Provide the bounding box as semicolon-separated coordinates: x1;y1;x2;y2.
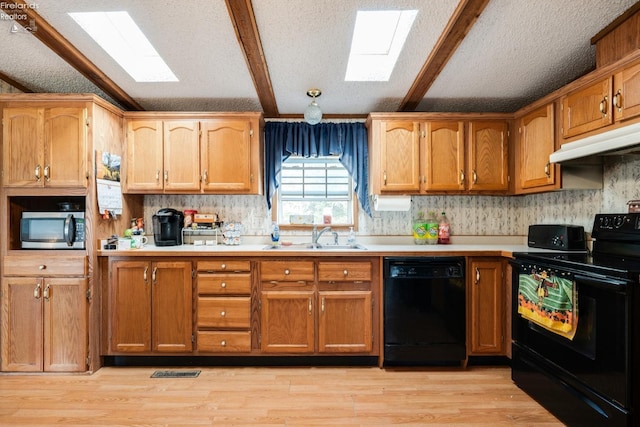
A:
573;274;627;292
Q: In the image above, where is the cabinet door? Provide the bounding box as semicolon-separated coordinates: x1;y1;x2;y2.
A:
1;277;43;372
561;76;612;138
378;120;421;193
163;121;201;191
260;290;314;353
44;107;88;187
125;119;164;192
152;261;193;352
422;121;465;191
468;258;504;355
318;291;372;353
43;277;88;372
519;104;556;189
200;119;257;193
2;107;43;187
467;121;508;191
109;261;152;353
613;59;640;122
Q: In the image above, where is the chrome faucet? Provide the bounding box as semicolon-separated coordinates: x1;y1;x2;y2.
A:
312;225;332;247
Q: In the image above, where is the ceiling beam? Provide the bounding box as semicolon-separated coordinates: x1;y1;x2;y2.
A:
225;0;279;118
0;71;33;93
0;0;143;110
399;0;491;111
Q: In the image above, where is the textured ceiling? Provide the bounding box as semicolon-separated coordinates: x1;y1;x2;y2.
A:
0;0;638;115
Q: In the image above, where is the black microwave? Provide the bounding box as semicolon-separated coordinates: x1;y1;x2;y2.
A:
20;212;86;249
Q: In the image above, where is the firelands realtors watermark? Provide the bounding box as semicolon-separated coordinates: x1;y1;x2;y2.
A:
0;2;38;22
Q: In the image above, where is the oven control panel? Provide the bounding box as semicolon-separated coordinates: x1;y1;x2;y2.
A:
593;213;640;233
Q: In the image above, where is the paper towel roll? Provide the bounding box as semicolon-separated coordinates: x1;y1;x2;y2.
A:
373;195;412;211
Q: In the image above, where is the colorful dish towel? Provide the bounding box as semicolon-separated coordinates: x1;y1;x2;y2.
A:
517;267;578;340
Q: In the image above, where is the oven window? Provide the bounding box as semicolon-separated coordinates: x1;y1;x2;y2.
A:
529;295;596;360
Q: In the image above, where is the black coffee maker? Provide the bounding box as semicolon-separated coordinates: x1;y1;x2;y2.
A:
152;208;184;246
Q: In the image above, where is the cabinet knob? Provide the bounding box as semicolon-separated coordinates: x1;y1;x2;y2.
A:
221;263;227;270
221;340;226;347
220;311;226;317
220;282;227;288
284;269;290;275
39;265;46;270
343;269;348;276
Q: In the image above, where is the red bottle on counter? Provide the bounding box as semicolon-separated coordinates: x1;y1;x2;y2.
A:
438;211;450;244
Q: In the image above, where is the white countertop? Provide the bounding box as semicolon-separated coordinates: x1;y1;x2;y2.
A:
98;239;552;257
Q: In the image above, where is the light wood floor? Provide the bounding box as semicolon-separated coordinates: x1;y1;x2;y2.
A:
0;366;563;426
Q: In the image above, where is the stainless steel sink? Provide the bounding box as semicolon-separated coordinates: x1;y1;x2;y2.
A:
262;243;367;250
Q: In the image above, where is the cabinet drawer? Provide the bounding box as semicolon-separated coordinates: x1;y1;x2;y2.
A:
197;260;250;272
197;331;251;352
3;255;87;276
318;261;372;282
197;297;250;328
197;273;251;295
260;261;315;282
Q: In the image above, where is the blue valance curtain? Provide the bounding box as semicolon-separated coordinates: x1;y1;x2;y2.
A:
264;121;372;216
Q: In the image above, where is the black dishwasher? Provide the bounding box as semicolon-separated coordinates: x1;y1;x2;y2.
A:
383;257;466;366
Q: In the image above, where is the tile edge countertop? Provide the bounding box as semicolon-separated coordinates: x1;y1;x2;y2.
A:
97;235;556;258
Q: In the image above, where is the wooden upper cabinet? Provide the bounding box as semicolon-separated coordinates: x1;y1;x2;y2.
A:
2;106;88;188
518;104;556;190
422;121;465;191
124;114;263;194
200;119;258;193
613;58;640;122
163;120;201;192
467;121;509;191
376;120;421;193
125;120;164;192
561;76;613;138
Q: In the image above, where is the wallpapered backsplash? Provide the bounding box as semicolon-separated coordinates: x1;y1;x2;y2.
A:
146;155;640;237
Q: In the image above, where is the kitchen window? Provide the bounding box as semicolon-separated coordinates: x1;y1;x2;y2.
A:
275;156;356;228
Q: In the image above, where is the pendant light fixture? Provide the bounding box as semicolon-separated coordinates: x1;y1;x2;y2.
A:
304;89;322;125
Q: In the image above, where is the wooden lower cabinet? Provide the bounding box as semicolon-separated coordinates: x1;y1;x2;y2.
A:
108;259;193;354
195;259;253;353
318;290;372;353
259;259;377;355
467;257;506;355
1;276;88;372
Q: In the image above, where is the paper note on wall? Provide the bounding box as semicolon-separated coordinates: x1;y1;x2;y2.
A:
95;150;122;218
97;178;123;216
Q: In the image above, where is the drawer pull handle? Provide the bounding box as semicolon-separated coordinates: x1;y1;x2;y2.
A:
284;269;290;275
221;282;227;288
475;267;480;285
152;267;158;283
614;89;622;110
43;165;50;182
34;283;41;299
308;298;312;314
35;164;41;181
221;340;226;347
43;284;50;301
599;96;608;115
220;311;226;317
321;297;325;313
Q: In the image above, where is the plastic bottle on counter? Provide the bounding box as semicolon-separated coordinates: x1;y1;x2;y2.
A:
425;211;439;245
270;221;280;246
438;211;451;244
347;226;356;245
413;212;427;245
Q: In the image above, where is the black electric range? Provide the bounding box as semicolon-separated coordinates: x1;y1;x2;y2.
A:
511;214;640;427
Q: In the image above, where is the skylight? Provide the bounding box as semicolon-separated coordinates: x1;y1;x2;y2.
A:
68;11;178;83
345;10;417;82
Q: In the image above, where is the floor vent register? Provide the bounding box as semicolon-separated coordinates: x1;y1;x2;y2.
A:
151;370;201;378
